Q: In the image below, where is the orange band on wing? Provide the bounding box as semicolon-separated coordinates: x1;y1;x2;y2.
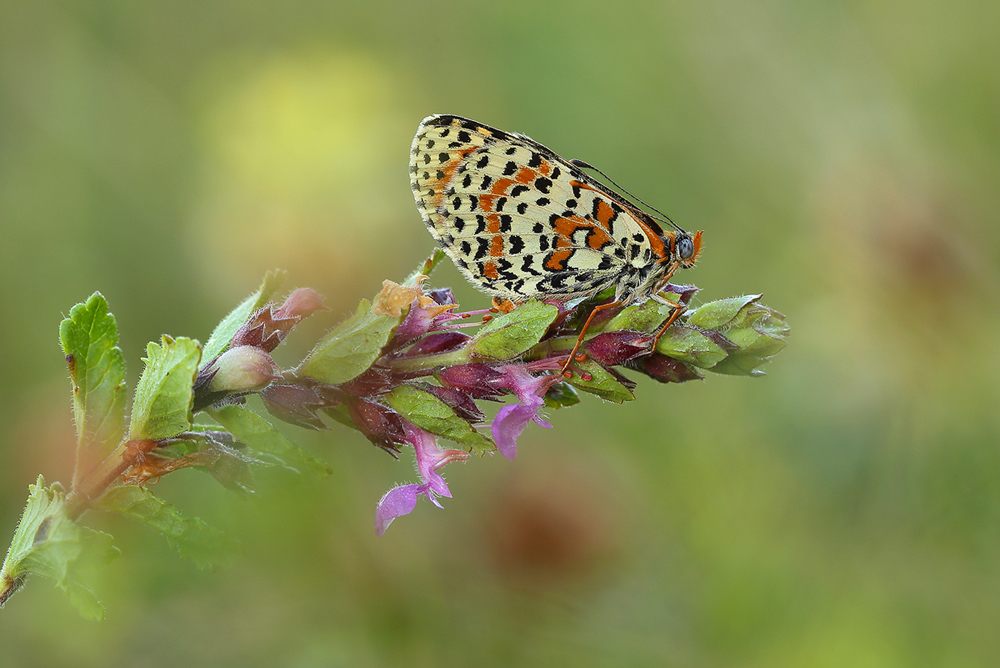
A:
571;180;666;258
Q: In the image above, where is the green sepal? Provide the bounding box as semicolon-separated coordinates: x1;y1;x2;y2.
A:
564;358;636;403
94;486;236;569
129;336;202;440
295;299;400;385
1;476;119;620
472;300;559;361
59;293;127;487
656;326;728;368
686;294;762;330
707;353;769;376
202;270;286;364
383;385;495;455
208;404;332;478
543;381;581;408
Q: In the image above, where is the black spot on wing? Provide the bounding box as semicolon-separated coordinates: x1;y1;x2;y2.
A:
520;255;541;275
475;237;490;260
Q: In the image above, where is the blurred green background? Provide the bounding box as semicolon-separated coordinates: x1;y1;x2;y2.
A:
2;0;998;665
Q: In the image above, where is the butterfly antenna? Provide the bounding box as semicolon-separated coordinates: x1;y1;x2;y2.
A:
570;159;686;233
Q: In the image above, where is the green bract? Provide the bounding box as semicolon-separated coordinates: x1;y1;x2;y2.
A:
472;300;559;360
383;385;495;455
564;357;636;404
656;326;729;368
605;299;676;334
295;299;401;385
202;270;286;364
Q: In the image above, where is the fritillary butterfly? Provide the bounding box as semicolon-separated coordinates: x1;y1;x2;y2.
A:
409;114;703;371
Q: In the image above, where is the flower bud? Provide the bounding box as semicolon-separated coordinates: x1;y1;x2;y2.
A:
348;398;407;455
686;295;790;376
584;331;653;366
419;383;484;424
232;288;327;352
436;363;505;399
261;383;331;430
627;353;703;384
208;345;282;394
273;287;328;320
404;331;471;357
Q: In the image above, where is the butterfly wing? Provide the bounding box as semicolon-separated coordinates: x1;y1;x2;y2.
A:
410;115;663;303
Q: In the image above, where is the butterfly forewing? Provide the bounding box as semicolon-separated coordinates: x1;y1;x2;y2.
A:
410;114;663;302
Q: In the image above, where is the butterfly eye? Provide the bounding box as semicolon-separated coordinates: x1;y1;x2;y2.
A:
677;236;694;260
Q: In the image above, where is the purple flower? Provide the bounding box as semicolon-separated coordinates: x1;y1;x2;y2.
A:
487;363;559;461
491;400;552;461
492;363;559;405
374;422;469;535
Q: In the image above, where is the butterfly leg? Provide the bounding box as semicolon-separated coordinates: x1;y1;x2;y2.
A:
650;293;685;352
560;300;622;378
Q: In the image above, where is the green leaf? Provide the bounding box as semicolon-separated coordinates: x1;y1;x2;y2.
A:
472;300;559;361
208;404;332;478
564;358;636;403
656;326;728;368
94;486;236;569
129;336;202;440
156;431;264;494
1;476;119;620
605;299;676;334
295;299;400;385
383;385;495;455
202;270;287;364
59;292;127;488
686;294;762;330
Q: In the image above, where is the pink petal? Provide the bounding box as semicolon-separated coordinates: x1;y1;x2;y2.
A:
374;484;420;536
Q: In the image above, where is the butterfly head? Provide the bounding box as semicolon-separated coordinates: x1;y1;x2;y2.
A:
673;230;703;269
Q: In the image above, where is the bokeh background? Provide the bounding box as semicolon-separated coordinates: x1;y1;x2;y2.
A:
2;0;998;665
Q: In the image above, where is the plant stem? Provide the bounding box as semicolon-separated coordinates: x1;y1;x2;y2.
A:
387;346;473;374
65;439;158;520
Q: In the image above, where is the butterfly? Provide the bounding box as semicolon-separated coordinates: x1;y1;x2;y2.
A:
409;114;702;372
